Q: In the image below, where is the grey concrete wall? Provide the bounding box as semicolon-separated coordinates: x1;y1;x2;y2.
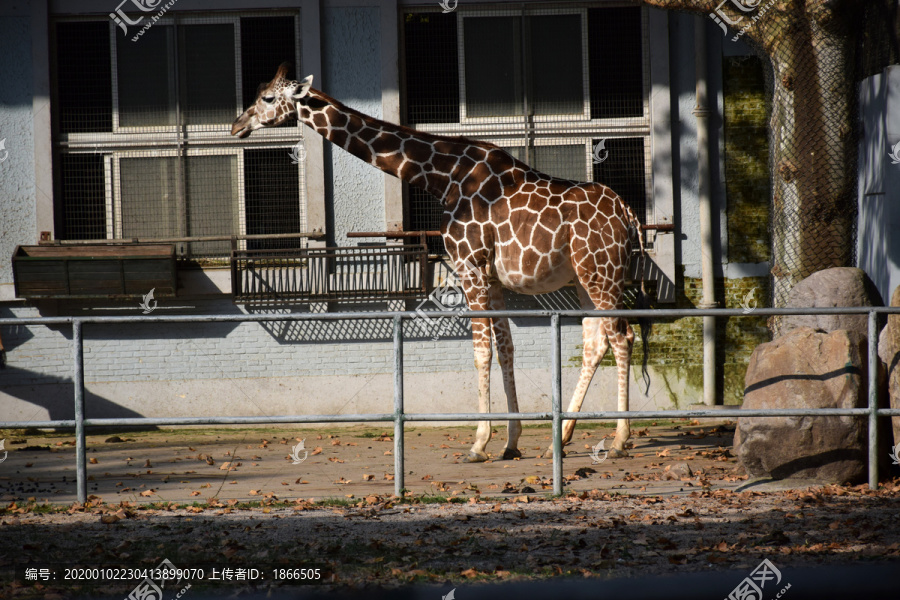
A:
670;14;727;279
858;65;900;303
321;5;386;247
0;12;36;293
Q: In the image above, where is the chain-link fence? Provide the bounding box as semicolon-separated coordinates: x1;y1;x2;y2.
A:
703;0;899;308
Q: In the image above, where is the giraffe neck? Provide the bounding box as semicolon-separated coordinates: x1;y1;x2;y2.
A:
297;89;488;203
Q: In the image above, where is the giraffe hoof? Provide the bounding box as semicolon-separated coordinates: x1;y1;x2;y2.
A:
542;448;566;459
463;451;489;463
501;448;522;460
607;448;628;458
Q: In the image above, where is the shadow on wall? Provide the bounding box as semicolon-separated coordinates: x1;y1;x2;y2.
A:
0;364;153;426
244;301;476;344
0;322;33;368
241;255;667;343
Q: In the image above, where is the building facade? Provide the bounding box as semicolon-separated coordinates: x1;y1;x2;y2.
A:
1;0;781;423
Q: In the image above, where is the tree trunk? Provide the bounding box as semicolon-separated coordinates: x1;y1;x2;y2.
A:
640;0;864;306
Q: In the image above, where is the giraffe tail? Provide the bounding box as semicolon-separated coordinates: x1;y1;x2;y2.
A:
627;206;651;394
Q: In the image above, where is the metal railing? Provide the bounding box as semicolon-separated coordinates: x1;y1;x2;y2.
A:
231;243;429;303
1;306;899;503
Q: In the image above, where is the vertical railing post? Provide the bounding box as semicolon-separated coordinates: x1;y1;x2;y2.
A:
393;315;405;497
551;314;563;496
868;310;879;490
73;319;87;504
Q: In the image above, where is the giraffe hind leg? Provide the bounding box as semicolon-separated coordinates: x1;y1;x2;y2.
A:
543;282;610;459
542;315;609;458
606;317;634;457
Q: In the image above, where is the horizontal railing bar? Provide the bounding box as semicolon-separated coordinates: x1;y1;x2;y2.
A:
0;415;395;429
347;231;441;238
3;306;900;327
567;409;881;419
402;413;553;421
234;247;426;255
4;409;899;430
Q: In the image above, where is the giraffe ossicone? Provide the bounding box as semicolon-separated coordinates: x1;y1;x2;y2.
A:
233;64;652;463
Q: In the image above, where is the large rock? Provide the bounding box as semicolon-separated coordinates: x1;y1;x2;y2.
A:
736;327;869;483
780;267;882;338
878;285;900;449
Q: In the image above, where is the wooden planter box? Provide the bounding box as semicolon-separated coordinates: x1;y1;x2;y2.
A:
12;244;176;299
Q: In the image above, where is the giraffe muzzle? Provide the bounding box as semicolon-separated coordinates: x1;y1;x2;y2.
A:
231;119;253;138
231;111;258;138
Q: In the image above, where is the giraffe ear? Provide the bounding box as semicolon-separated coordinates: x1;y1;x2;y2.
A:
293;75;313;100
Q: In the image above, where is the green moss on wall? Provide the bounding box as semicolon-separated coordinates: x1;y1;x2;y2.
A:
565;54;773;408
571;272;770;406
723;55;771;264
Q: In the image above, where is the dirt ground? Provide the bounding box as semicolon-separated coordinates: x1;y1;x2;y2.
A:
2;422;900;599
0;420;743;504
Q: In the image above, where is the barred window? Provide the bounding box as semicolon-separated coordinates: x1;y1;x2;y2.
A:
52;12;305;259
402;5;653;254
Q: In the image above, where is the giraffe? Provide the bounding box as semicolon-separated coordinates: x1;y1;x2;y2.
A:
232;64;651;461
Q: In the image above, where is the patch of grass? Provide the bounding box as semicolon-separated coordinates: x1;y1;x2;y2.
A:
355;430;392;438
315;497;358;508
400;494;466;505
26;502;58;514
0;501;61;515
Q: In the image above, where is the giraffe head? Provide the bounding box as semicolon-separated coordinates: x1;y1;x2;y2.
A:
231;63;312;138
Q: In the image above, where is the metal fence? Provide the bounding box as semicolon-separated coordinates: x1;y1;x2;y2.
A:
231;243;429;304
1;306;899;503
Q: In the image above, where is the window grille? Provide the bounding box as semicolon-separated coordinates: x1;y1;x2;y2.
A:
51;12;305;260
401;4;654;255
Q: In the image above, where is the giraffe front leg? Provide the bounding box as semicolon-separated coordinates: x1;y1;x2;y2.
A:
607;320;634;458
465;318;493;463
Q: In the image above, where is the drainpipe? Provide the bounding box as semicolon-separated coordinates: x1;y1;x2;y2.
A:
693;17;717;407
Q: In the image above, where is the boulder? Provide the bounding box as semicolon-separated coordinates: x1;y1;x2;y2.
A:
878;285;900;449
780;267;882;338
736;327;868;483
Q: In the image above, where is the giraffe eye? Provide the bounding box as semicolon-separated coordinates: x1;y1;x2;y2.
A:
262;95;275;103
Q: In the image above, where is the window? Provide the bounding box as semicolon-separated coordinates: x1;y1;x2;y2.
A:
402;5;653;254
52;13;305;259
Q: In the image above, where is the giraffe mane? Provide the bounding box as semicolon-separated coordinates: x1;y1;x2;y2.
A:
306;89;495;147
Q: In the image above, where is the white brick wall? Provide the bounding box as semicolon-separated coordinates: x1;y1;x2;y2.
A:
1;300;588;383
1;299;684;421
